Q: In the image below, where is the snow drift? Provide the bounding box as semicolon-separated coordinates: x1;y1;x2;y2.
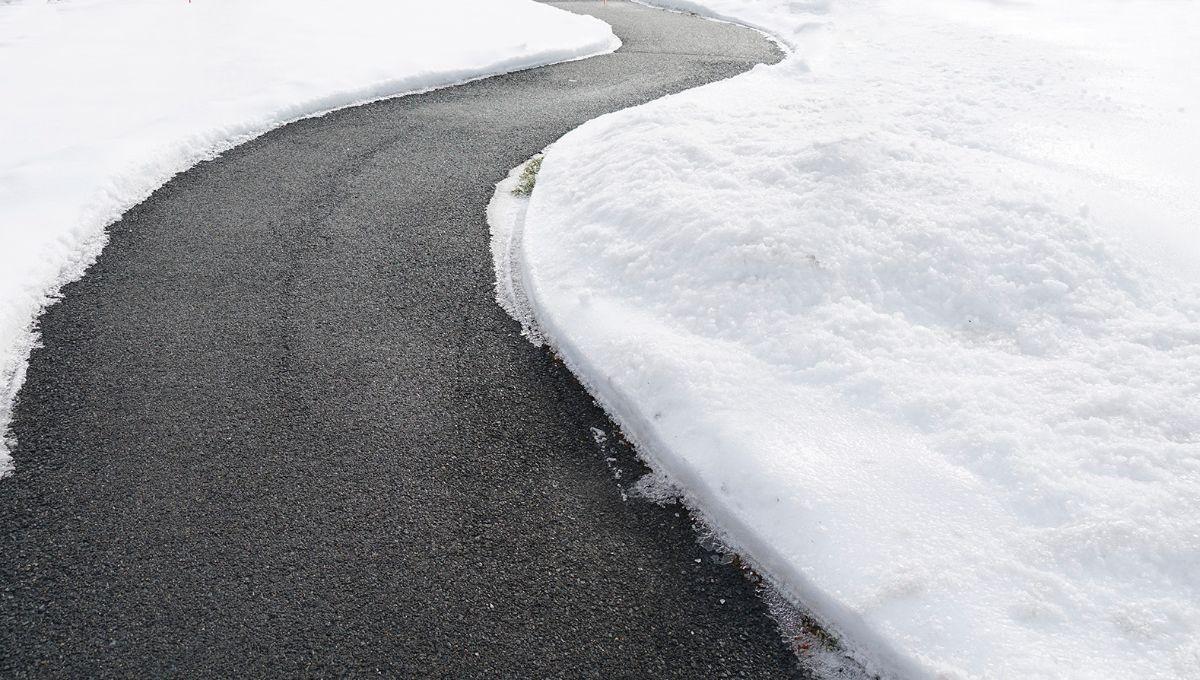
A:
0;0;619;476
499;0;1200;677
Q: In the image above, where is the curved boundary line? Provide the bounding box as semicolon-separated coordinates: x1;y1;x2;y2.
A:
0;15;623;481
487;3;924;679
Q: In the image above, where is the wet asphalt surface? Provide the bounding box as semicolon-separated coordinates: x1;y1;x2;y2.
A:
0;2;795;677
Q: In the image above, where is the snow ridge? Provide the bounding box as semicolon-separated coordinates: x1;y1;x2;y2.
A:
487;159;547;348
500;0;1200;677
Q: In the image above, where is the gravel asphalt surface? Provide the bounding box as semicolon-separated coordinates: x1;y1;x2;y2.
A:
0;2;794;676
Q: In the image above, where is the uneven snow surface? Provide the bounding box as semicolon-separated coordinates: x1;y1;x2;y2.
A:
0;0;619;476
505;0;1200;677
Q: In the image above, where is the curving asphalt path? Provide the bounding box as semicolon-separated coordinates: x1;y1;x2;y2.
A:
0;2;794;677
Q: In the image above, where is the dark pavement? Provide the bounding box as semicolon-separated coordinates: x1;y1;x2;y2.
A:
0;2;793;676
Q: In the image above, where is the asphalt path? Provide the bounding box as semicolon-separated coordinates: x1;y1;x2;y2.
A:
0;2;794;676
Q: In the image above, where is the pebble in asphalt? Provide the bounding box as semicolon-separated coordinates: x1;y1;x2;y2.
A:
0;2;801;677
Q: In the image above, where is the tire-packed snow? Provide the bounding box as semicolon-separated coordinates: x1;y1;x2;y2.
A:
0;0;620;477
501;0;1200;677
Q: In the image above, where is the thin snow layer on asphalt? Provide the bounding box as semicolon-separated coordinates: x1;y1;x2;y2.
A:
505;0;1200;677
0;0;619;477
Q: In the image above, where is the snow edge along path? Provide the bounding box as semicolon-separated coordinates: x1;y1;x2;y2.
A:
492;0;1200;678
486;5;894;677
570;16;881;674
490;157;885;679
0;1;622;479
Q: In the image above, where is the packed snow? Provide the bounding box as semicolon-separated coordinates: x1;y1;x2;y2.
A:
495;0;1200;677
0;0;619;476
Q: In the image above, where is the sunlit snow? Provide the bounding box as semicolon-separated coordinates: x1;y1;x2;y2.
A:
503;0;1200;677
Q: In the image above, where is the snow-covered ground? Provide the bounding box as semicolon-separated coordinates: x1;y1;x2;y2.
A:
0;0;619;477
496;0;1200;677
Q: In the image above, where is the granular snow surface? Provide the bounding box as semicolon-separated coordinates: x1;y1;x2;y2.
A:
0;0;619;476
498;0;1200;677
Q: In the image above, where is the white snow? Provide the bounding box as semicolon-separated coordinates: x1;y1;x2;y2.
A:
498;0;1200;677
0;0;619;477
489;156;546;346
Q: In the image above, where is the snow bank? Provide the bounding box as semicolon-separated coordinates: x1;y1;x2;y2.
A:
0;0;619;476
503;0;1200;677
